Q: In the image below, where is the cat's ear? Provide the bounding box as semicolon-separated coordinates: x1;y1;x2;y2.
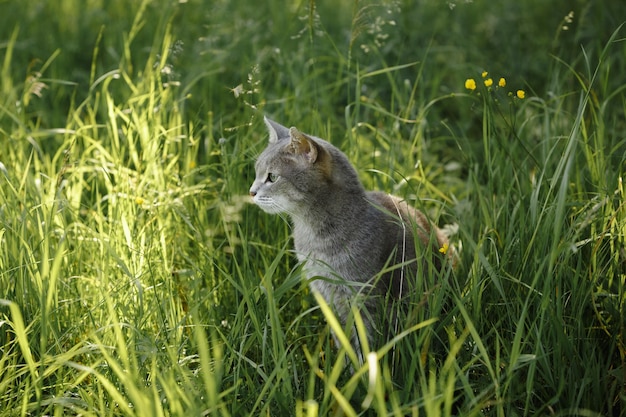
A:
289;127;319;164
264;117;290;143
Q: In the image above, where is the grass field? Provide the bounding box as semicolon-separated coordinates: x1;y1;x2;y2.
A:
1;0;625;415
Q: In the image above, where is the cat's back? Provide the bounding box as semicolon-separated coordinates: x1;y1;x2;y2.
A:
366;190;448;255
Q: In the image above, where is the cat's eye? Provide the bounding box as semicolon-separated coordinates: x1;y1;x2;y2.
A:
266;172;279;183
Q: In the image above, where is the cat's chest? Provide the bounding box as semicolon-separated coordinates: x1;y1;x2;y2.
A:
292;220;353;259
292;221;384;282
292;232;345;266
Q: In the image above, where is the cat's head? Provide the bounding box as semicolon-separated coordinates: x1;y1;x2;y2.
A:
249;117;334;215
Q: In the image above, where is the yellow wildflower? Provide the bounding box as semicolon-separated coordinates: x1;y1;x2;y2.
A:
484;78;493;87
439;242;449;255
516;90;526;99
135;197;144;205
481;71;488;78
498;78;506;87
465;78;477;91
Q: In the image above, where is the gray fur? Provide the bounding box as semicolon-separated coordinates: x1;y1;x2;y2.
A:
250;118;450;356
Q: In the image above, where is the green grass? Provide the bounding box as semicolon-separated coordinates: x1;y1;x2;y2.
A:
1;0;625;415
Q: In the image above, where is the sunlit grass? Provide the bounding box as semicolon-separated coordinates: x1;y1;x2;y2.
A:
1;0;625;416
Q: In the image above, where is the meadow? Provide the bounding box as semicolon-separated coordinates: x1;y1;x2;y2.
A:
0;0;625;415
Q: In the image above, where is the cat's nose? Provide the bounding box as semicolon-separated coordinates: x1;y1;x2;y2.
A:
249;183;259;197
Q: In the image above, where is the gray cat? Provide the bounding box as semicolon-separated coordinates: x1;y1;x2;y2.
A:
249;117;451;360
